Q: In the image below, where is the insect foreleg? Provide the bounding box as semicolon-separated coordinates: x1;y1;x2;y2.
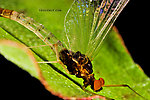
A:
104;84;147;100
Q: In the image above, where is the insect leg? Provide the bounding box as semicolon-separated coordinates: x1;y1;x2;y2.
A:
104;84;147;100
38;61;58;63
27;44;52;48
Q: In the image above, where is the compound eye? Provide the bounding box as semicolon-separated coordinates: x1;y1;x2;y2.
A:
94;78;105;91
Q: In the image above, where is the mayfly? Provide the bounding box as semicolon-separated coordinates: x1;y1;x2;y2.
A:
0;0;146;99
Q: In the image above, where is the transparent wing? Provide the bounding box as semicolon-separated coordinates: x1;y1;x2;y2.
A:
64;0;129;60
86;0;129;60
64;0;95;54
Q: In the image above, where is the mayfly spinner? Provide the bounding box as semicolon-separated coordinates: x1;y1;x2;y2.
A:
0;0;146;99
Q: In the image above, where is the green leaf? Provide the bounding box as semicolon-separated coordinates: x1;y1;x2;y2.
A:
0;40;38;77
0;0;149;100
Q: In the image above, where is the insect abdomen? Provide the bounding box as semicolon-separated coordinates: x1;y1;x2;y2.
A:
0;8;14;18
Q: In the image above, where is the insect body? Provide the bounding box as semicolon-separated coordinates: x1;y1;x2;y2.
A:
0;0;146;99
0;7;104;91
59;49;104;91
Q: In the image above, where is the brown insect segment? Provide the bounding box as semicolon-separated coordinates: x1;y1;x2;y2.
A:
59;48;104;91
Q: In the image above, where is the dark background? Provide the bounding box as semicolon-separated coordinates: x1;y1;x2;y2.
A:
115;0;149;76
0;0;149;99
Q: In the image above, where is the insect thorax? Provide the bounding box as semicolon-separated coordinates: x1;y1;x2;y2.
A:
59;48;95;86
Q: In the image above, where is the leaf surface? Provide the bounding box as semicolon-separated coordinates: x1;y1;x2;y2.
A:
0;0;149;100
